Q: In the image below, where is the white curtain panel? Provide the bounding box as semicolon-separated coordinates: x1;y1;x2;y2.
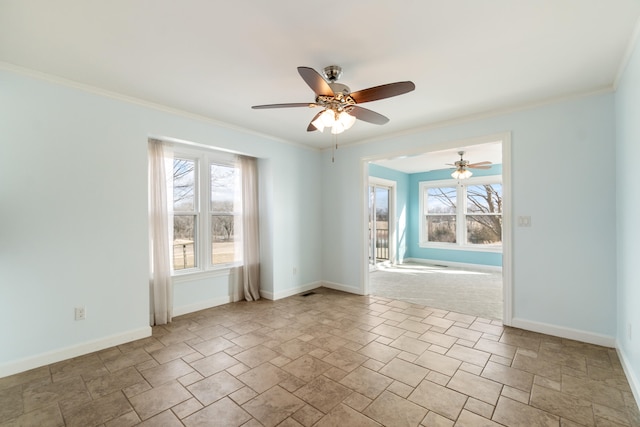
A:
239;156;261;301
148;139;173;325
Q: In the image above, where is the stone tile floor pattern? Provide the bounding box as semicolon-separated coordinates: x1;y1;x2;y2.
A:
1;288;638;426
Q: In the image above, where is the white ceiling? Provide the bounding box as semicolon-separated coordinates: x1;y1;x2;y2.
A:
1;1;639;151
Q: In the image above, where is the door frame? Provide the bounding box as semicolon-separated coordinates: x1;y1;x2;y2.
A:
360;132;513;325
368;177;397;268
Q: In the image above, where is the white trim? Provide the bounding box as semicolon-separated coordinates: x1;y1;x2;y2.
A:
404;258;502;273
361;132;512;326
501;134;513;325
173;296;232;317
418;176;503;250
0;61;318;151
260;281;323;301
511;318;615;347
362;160;372;296
330;88;613;151
172;267;232;283
0;327;152;379
369;177;397;265
260;290;275;300
616;346;640;408
323;281;364;295
614;15;640;89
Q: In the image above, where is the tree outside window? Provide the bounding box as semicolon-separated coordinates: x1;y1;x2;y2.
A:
421;179;502;249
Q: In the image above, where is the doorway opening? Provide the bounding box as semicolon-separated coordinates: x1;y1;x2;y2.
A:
368;178;395;269
362;133;512;324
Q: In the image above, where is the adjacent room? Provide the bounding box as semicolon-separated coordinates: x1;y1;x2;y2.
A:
368;141;505;320
1;1;640;426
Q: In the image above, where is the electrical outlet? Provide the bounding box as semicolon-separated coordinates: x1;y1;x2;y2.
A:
517;216;531;227
293;267;297;275
75;306;86;321
629;323;632;341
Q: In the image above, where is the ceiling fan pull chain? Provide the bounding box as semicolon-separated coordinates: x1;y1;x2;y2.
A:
331;133;341;162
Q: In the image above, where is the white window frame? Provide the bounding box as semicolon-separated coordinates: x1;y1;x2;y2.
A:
419;176;502;252
171;147;242;277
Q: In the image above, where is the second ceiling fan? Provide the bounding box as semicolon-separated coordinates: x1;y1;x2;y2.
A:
252;65;415;134
448;151;492;179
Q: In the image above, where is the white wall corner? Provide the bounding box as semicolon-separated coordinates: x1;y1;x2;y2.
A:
0;326;152;379
262;281;323;301
321;281;365;296
511;318;616;348
259;289;275;300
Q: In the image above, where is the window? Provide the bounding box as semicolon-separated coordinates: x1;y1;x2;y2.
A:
210;163;240;265
420;177;502;251
172;158;198;270
171;149;243;273
465;183;502;245
424;186;457;243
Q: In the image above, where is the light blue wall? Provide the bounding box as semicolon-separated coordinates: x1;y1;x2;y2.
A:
0;69;323;373
407;165;503;267
369;163;503;267
615;34;640;401
323;92;616;340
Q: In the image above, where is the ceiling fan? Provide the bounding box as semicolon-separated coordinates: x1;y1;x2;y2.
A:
447;151;492;179
252;65;415;134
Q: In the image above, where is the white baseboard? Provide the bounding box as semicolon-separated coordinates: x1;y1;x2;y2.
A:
322;281;364;295
511;318;616;347
404;257;502;273
0;326;151;379
259;289;274;300
173;296;232;317
616;345;640;408
261;281;323;301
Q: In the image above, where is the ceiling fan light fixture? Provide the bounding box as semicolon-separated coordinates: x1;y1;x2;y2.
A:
451;168;472;179
320;109;336;127
313;109;356;134
338;110;356;129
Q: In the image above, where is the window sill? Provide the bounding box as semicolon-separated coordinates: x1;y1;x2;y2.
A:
172;264;241;283
418;243;502;253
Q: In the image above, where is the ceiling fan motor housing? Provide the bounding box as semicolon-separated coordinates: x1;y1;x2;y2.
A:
323;65;343;82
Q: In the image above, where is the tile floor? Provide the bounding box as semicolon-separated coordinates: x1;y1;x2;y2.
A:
1;288;638;426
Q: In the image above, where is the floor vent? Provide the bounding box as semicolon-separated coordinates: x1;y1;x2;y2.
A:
300;292;316;297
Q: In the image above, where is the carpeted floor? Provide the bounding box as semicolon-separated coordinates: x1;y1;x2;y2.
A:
369;262;503;320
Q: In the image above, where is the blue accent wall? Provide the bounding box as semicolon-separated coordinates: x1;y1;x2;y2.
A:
370;163;503;267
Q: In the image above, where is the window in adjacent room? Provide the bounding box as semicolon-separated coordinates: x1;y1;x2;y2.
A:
419;177;502;250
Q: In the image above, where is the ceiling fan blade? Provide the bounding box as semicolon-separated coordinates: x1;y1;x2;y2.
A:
349;105;389;125
252;103;314;109
298;67;334;97
307;111;323;132
350;81;415;104
467;161;492;167
468;165;492;170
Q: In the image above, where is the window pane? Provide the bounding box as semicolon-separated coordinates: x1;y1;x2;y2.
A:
467;215;502;244
426;215;456;243
173;215;196;270
211;215;240;265
211;164;237;213
427;187;456;213
466;184;502;214
173;159;195;211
